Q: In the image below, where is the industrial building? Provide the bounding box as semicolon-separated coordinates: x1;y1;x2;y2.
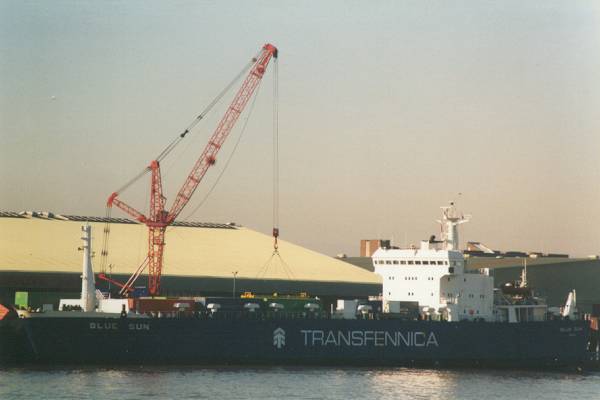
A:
465;256;600;312
0;212;381;308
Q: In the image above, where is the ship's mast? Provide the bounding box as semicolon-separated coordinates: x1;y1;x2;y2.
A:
438;202;470;251
81;224;96;312
519;258;528;288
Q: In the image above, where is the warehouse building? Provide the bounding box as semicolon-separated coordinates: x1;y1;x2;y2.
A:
0;212;382;308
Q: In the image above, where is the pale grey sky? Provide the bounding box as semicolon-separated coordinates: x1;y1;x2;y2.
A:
1;1;599;257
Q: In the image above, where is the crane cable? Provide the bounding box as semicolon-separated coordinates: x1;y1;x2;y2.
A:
256;249;295;279
98;53;259;276
155;55;258;163
115;54;258;197
272;57;279;252
255;57;294;280
175;77;265;223
99;206;112;274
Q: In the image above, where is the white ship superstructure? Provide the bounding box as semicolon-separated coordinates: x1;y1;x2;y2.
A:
373;203;494;322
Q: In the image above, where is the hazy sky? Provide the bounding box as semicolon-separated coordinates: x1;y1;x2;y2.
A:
1;1;599;257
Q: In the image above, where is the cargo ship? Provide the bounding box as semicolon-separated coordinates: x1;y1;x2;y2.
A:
0;205;596;368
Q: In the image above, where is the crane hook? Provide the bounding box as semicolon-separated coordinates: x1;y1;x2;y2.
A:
273;227;279;253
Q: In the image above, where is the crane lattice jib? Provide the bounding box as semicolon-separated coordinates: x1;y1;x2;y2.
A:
110;196;147;223
103;43;277;296
167;44;277;222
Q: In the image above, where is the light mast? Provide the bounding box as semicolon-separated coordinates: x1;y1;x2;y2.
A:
80;224;96;312
438;202;470;251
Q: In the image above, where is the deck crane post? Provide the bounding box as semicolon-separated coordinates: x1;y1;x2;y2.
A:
102;43;278;296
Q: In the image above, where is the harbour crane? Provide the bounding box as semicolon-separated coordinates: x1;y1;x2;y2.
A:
98;43;278;296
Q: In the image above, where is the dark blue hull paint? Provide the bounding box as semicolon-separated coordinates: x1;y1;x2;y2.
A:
0;317;591;368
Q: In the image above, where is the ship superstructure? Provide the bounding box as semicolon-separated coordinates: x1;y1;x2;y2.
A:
373;203;493;322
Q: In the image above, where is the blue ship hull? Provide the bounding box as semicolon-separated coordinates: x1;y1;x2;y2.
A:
0;317;591;368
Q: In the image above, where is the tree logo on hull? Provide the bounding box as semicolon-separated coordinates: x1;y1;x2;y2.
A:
273;327;285;349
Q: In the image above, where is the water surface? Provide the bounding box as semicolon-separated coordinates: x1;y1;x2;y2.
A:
1;367;599;400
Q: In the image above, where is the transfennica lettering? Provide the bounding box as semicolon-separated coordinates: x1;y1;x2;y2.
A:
300;330;439;347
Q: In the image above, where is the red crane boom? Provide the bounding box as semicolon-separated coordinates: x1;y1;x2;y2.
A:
105;43;278;296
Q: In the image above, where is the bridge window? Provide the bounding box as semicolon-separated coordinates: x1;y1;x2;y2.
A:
400;260;406;265
393;260;399;265
385;260;392;265
415;261;422;265
422;261;429;265
407;260;414;265
437;261;444;265
444;261;448;265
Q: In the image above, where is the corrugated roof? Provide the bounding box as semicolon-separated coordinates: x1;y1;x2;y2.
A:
3;211;236;228
0;211;25;218
464;256;585;269
0;214;381;285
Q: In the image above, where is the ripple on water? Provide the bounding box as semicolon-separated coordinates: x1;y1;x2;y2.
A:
1;366;599;400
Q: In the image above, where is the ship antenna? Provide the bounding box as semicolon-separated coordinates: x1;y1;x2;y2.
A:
439;201;471;251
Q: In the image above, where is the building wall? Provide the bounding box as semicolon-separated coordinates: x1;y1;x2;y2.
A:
0;215;382;284
0;214;383;308
360;239;390;257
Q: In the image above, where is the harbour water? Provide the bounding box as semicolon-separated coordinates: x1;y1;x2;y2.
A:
1;367;599;400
